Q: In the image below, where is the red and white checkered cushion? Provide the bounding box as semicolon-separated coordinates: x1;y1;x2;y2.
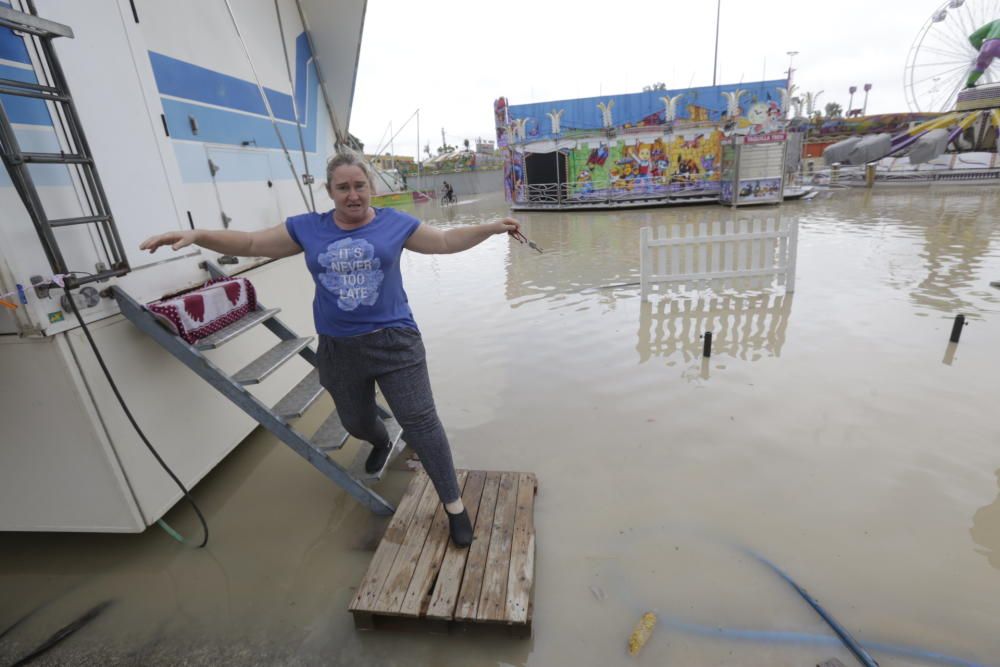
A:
147;277;258;344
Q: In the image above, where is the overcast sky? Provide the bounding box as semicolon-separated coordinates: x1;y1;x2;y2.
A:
350;0;971;159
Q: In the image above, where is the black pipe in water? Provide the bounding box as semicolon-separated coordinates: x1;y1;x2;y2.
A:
702;331;712;358
950;314;966;344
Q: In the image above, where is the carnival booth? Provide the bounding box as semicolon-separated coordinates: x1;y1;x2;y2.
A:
495;79;790;211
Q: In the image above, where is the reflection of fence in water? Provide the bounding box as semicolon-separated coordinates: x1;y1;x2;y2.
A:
640;217;798;300
637;294;793;363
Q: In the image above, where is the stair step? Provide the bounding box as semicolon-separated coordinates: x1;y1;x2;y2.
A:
351;417;405;482
232;337;312;385
273;368;324;421
194;308;280;350
312;410;349;451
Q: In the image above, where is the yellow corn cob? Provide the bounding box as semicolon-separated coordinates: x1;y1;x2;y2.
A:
627;611;657;656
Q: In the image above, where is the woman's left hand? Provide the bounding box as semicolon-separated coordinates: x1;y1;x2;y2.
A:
493;217;521;236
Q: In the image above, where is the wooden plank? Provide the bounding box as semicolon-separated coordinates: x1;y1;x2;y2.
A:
477;472;519;621
398;471;469;617
426;470;488;619
505;473;537;623
454;471;501;620
371;476;442;614
349;471;430;613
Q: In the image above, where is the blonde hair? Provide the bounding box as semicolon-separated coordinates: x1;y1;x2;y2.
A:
325;151;374;189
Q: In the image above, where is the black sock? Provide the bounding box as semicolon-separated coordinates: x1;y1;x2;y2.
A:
364;441;391;474
446;507;473;547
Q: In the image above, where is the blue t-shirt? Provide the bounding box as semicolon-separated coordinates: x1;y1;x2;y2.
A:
285;207;421;337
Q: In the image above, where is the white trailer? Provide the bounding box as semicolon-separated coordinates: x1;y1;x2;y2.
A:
0;0;370;531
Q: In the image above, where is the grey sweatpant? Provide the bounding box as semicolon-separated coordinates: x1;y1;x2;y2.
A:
316;327;461;504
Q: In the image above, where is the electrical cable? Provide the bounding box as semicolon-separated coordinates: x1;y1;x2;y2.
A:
64;281;208;548
7;600;113;667
273;0;315;212
222;0;311;213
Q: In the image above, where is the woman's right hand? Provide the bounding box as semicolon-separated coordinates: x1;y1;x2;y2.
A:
139;230;199;253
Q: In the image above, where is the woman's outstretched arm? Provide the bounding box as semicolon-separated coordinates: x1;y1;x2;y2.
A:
404;218;520;255
139;223;302;259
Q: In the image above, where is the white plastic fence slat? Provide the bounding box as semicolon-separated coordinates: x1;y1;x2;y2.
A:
777;218;788;288
684;223;695;289
711;221;723;291
736;219;748;280
722;220;734;291
640;226;650;300
786;218;798;292
749;219;760;290
698;221;708;292
669;224;680;283
658;224;669;282
765;219;776;289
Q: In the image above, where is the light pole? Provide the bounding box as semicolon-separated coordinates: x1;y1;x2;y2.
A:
862;83;872;116
786;50;799;88
848;85;857;115
712;0;721;86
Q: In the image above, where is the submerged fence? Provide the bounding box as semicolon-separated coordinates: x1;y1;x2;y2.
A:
639;217;799;301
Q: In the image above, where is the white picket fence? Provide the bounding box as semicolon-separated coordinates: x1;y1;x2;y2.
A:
639;217;798;300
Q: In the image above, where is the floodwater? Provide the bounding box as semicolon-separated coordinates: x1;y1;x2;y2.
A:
3;186;1000;666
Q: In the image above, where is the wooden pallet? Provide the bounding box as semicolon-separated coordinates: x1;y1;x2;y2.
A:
349;468;537;637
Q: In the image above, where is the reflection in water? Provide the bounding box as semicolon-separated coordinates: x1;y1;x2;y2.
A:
850;188;1000;316
637;293;793;364
971;470;1000;570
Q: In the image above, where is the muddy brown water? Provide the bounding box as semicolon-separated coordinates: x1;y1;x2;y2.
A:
2;187;1000;665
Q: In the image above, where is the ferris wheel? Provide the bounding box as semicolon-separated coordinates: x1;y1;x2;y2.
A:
904;0;1000;112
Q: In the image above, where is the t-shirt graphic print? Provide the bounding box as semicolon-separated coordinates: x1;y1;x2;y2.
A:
284;207;420;337
317;237;384;311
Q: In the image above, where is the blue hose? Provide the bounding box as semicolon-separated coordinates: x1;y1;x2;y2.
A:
741;547;879;666
657;615;991;667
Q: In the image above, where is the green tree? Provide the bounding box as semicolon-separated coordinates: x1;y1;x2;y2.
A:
824;102;843;118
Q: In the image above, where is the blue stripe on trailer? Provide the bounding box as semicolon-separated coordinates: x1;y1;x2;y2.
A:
149;51;295;123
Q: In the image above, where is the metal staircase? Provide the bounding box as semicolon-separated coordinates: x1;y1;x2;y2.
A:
0;5;128;289
112;265;407;515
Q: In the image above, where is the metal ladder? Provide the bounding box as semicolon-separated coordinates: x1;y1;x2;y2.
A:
0;4;129;290
112;263;407;515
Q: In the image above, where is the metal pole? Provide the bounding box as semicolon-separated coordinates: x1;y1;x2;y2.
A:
712;0;721;86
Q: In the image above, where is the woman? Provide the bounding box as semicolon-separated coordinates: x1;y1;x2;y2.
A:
140;152;521;547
